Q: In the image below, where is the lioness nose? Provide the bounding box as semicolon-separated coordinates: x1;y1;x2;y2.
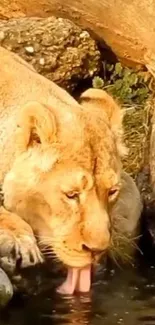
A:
81;219;111;253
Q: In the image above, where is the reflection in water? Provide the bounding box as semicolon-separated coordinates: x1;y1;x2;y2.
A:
50;294;92;325
1;260;155;325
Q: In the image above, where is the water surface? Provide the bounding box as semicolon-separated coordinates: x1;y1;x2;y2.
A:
1;258;155;325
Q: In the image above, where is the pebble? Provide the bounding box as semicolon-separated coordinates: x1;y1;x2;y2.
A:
25;46;34;54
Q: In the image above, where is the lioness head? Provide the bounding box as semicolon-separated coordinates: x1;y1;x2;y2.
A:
3;100;121;268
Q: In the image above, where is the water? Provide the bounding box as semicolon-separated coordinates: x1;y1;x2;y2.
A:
1;258;155;325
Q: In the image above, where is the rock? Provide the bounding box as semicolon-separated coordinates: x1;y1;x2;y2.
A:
0;268;13;307
2;0;155;72
0;17;101;91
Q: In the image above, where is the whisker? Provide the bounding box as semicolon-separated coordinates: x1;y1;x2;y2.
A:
42;250;56;256
38;238;66;247
109;250;122;269
36;234;68;241
43;252;56;257
113;243;134;263
43;254;60;263
41;247;54;252
109;228;141;266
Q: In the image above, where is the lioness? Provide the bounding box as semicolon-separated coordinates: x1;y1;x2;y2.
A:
0;46;142;295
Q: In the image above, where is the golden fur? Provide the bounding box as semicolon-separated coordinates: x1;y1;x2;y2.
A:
0;46;141;273
80;88;128;157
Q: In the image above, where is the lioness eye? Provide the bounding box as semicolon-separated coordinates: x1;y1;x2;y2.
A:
108;187;119;201
108;188;118;196
66;192;79;200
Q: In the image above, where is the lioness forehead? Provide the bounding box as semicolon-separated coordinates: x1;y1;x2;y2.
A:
46;161;120;192
50;165;92;186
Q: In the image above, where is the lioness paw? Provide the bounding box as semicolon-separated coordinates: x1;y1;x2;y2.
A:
0;207;43;274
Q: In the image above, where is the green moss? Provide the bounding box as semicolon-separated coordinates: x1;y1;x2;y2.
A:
92;62;152;105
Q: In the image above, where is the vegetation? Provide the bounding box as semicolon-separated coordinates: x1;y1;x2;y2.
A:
93;62;152;105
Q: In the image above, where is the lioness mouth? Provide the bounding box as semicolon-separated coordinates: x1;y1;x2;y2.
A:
57;265;91;295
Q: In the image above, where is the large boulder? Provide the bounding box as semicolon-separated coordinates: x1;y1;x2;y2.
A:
0;17;101;91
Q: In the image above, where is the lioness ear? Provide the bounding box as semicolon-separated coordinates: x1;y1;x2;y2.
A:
15;101;57;153
80;88;128;157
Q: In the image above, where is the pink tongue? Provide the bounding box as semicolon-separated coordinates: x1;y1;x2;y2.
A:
57;265;91;295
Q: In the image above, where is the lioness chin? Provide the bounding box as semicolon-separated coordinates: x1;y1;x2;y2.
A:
0;47;141;295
